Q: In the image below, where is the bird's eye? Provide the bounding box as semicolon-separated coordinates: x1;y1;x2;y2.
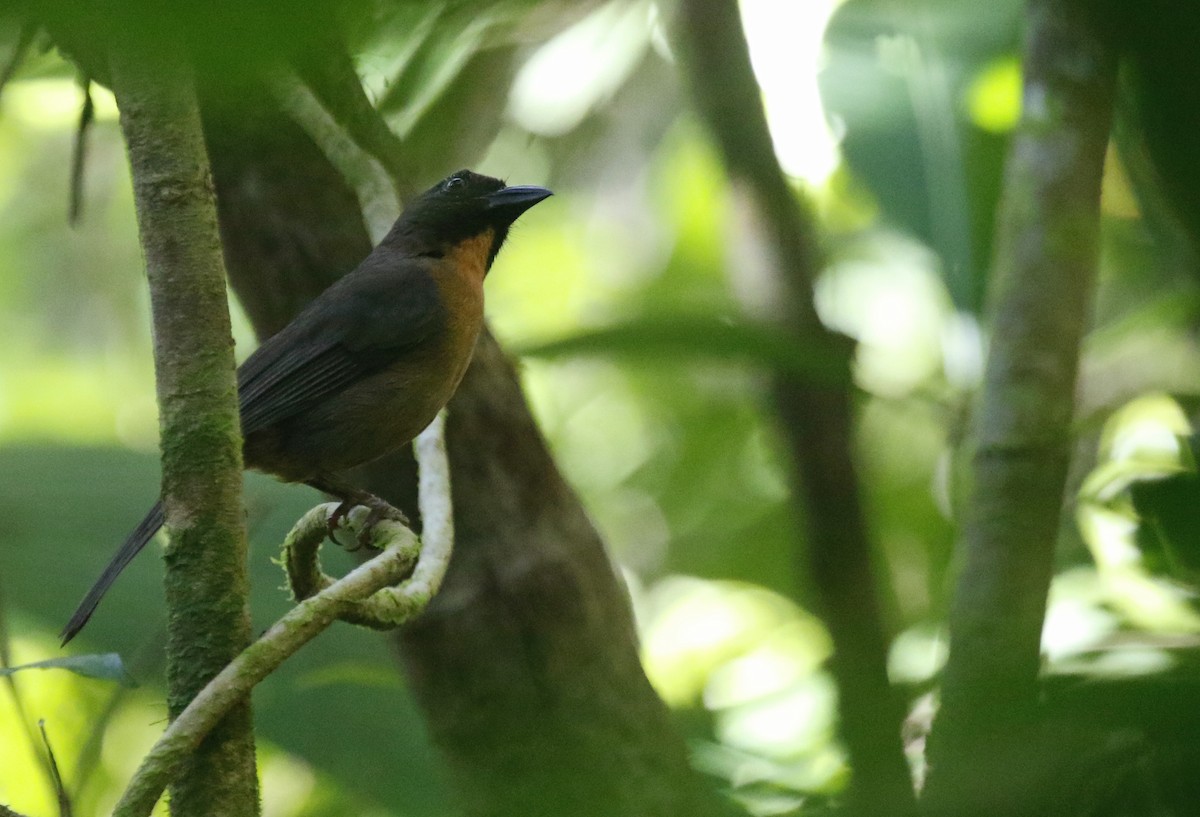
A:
444;177;466;192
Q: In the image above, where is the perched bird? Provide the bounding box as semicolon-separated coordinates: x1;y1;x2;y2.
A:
61;169;551;644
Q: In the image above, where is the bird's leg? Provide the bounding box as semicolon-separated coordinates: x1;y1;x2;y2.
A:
305;475;409;550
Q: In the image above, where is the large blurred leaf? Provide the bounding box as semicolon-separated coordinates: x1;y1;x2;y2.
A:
519;315;853;385
354;0;603;180
821;0;1021;313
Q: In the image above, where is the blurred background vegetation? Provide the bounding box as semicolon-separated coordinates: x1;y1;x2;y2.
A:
3;0;1200;815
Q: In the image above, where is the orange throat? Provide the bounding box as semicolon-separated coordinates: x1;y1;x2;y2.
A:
447;228;496;287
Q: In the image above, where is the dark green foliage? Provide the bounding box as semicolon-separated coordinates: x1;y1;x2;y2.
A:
823;0;1022;313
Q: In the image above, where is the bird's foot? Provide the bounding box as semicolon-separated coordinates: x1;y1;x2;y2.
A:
327;493;409;551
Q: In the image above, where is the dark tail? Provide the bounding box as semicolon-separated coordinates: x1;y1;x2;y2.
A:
61;501;165;645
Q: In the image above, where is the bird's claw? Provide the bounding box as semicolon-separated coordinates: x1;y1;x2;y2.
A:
327;495;408;551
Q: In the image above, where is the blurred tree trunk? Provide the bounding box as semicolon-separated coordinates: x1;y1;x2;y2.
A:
923;0;1116;813
199;73;739;817
674;3;917;816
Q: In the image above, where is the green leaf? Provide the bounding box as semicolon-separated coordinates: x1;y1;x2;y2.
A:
1132;471;1200;582
0;653;135;686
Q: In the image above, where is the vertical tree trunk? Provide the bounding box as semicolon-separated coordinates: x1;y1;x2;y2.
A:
924;0;1116;811
110;38;259;817
673;3;918;815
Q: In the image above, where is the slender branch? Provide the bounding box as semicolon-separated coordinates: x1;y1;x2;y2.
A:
68;77;93;226
924;0;1116;807
108;34;257;817
292;43;416;193
113;417;454;817
673;3;917;815
35;721;70;817
267;68;401;241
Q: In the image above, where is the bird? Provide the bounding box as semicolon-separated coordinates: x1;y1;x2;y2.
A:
61;169;552;645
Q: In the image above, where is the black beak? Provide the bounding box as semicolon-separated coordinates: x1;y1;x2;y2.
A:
485;185;553;221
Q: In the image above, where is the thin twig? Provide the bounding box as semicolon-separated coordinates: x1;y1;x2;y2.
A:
68;78;93;226
292;43;414;192
37;721;72;817
267;68;401;242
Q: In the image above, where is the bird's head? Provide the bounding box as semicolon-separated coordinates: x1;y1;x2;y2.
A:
387;169;552;271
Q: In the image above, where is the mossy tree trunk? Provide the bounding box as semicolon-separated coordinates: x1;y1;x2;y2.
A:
110;33;259;817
